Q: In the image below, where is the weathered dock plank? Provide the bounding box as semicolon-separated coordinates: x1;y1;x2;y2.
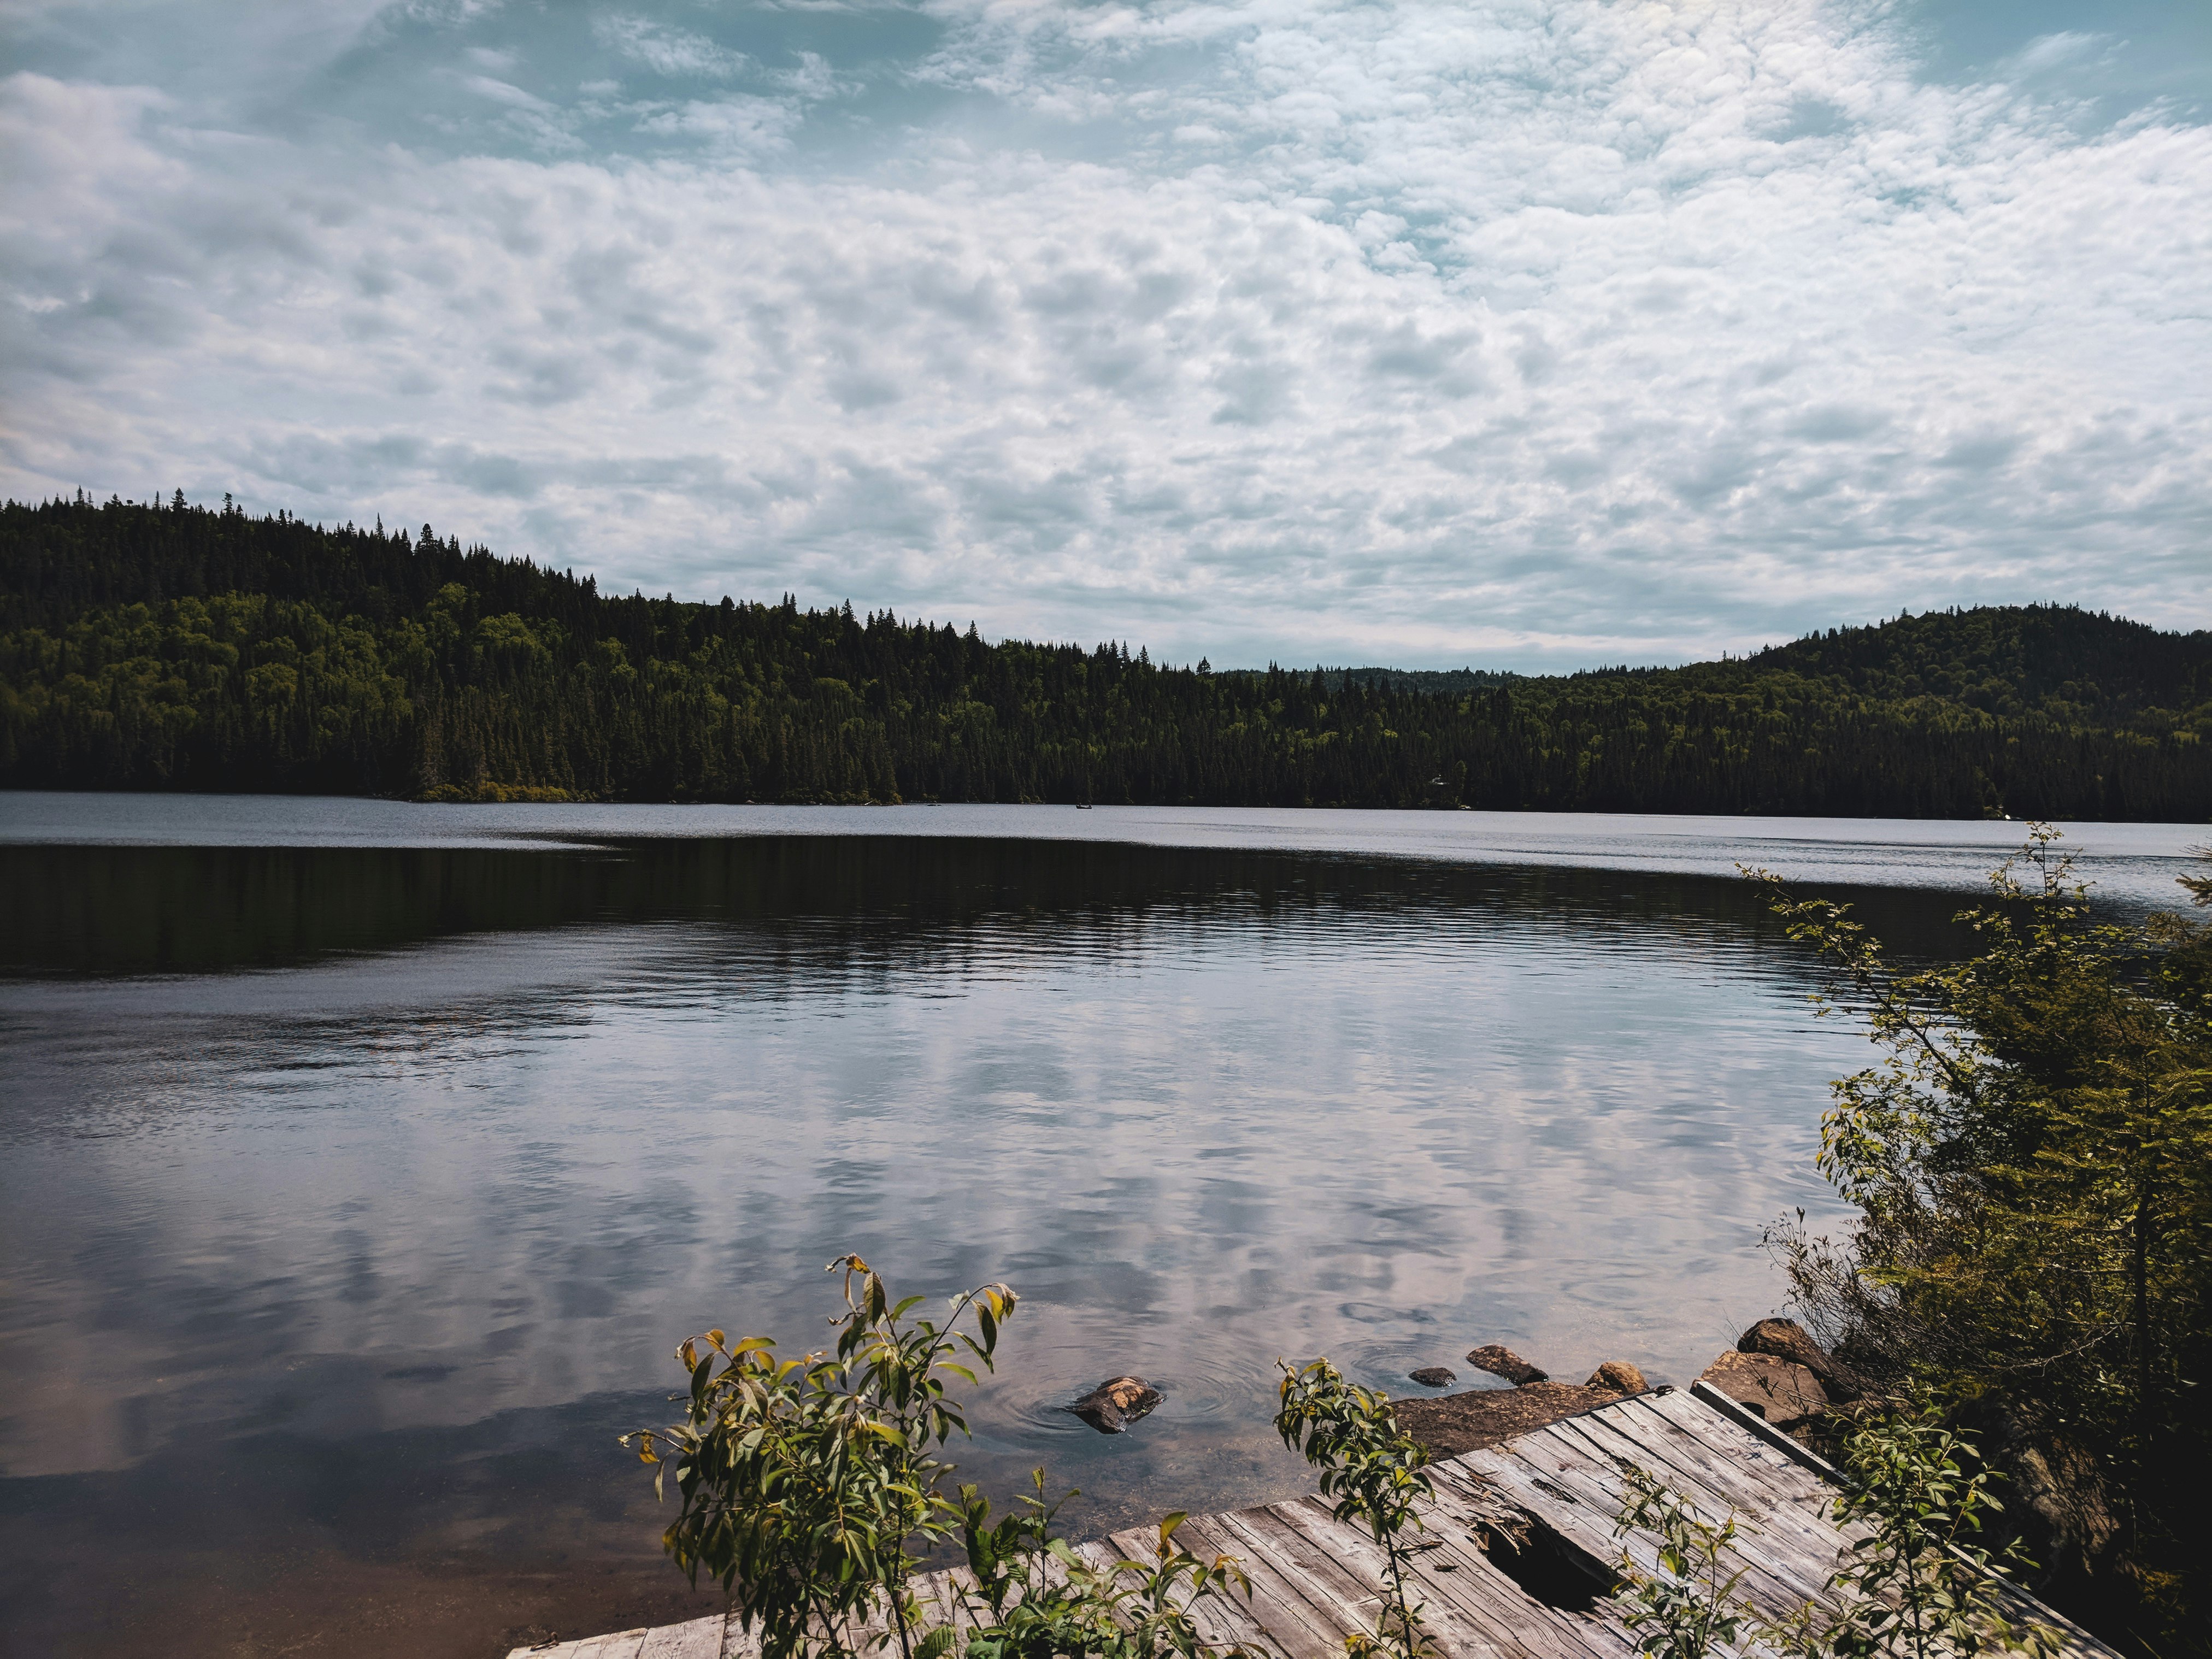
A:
637;1616;726;1659
1268;1496;1515;1659
1196;1505;1361;1659
1550;1413;1840;1611
505;1389;2122;1659
1207;1512;1354;1656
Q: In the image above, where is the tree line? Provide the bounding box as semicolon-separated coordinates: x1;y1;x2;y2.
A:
3;493;2208;817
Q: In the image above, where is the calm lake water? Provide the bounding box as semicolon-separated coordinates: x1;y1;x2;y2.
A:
1;796;2201;1657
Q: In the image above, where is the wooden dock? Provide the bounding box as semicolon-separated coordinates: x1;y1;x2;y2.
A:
508;1383;2118;1659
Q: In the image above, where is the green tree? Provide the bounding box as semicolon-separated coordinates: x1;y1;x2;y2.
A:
1754;832;2212;1648
8;496;2212;815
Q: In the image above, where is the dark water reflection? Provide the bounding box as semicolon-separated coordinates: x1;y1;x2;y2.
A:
0;833;1979;1655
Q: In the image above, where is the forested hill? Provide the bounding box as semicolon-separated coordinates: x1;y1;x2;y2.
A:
4;495;2208;818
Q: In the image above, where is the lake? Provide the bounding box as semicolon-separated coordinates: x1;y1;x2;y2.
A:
1;796;2201;1657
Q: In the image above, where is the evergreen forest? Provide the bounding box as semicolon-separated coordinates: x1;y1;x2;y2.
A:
4;494;2208;818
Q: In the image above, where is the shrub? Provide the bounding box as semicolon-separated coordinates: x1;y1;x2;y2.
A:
1815;1396;2058;1659
626;1256;1254;1659
1751;830;2212;1648
1609;1465;1758;1659
1609;1396;2056;1659
623;1255;1018;1659
1274;1358;1434;1659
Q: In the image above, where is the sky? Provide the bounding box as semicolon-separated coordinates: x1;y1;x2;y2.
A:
2;1;2209;670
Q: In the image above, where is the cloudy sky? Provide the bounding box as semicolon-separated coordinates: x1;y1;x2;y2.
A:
3;0;2208;669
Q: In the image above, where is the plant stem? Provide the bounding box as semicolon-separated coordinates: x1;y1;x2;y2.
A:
2131;1123;2151;1566
891;1580;914;1659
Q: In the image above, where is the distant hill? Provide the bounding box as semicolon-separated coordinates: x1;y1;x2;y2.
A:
3;495;2207;819
1327;607;2210;723
1730;606;2208;724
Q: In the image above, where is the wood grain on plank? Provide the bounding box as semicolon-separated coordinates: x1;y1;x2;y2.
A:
1632;1395;1834;1507
1438;1440;1813;1634
1226;1503;1396;1643
1425;1455;1693;1620
1589;1399;1817;1516
1548;1407;1875;1628
1446;1448;1622;1573
639;1618;729;1659
1551;1411;1847;1591
1488;1433;1810;1619
1240;1502;1384;1631
1201;1507;1363;1659
1262;1497;1520;1659
1608;1403;1871;1581
1149;1513;1295;1658
1403;1495;1636;1659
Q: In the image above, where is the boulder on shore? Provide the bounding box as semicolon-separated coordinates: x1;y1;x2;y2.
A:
1737;1317;1865;1402
1409;1366;1457;1388
1067;1375;1163;1434
1585;1361;1649;1395
1464;1344;1549;1385
1952;1398;2120;1605
1697;1349;1828;1431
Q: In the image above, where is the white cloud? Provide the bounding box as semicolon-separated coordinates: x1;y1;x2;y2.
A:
460;73;552;110
2004;32;2110;80
593;14;751;81
2;0;2210;669
630;95;804;158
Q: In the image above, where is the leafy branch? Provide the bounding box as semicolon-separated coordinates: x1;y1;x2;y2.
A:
625;1255;1254;1659
1610;1465;1758;1659
1275;1358;1434;1659
1608;1396;2057;1659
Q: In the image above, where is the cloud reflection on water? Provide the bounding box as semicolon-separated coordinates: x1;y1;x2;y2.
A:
0;811;2187;1651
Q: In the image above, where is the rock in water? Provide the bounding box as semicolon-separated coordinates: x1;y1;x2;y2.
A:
1698;1350;1828;1431
1584;1361;1648;1395
1736;1317;1865;1402
1067;1375;1163;1433
1464;1344;1549;1385
1409;1366;1457;1387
